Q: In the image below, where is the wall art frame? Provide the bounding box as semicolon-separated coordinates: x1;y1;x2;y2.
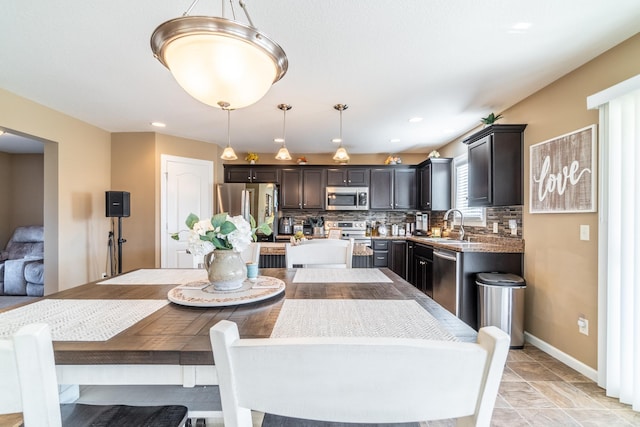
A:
529;125;597;214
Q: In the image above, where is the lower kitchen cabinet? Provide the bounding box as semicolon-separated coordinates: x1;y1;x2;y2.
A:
411;243;433;297
372;239;407;279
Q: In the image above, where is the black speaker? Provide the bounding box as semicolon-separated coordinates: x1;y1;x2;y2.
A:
105;191;130;217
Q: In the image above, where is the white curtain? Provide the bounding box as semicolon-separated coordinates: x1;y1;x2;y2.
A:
589;75;640;410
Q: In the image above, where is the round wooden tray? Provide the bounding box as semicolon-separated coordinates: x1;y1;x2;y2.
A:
167;275;285;307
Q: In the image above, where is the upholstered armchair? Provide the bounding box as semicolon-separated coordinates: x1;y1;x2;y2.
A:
0;225;44;296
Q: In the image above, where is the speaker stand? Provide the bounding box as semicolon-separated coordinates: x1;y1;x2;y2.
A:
117;217;127;274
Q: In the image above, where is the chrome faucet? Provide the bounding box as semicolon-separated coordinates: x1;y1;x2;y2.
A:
444;209;465;241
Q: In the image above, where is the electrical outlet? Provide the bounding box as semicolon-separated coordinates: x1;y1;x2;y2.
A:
493;222;499;233
101;272;108;279
509;219;517;236
578;317;589;335
580;225;590;241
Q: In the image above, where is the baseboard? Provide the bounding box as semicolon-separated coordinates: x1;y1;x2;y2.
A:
524;331;598;382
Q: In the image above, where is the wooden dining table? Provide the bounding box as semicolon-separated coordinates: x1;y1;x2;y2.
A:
1;268;477;388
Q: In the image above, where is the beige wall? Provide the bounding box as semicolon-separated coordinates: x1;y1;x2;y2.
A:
9;154;44;230
0;152;10;247
0;153;45;247
219;152;428;166
438;33;640;369
0;88;111;293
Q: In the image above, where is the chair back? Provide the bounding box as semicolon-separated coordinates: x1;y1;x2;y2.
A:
240;242;260;265
0;324;62;426
285;238;353;268
210;320;509;427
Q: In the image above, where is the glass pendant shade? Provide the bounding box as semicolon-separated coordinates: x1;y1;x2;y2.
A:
220;145;238;160
333;146;350;162
275;146;291;160
151;16;288;110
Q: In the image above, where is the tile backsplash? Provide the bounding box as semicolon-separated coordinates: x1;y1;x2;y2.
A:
280;205;523;238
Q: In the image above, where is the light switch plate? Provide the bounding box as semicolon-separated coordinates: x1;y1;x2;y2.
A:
580;225;590;241
509;220;517;236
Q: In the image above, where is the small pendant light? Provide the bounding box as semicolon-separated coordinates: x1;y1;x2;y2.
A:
219;101;238;161
275;104;292;160
332;104;350;162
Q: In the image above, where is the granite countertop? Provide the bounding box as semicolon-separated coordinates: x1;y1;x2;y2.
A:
372;235;524;254
260;242;373;256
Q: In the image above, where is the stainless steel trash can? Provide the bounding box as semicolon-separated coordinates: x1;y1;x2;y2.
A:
476;272;526;349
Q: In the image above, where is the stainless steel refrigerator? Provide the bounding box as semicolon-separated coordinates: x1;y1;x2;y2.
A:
216;183;278;240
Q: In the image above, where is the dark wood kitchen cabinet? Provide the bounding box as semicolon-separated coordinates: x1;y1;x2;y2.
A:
224;165;279;183
370;167;416;210
462;124;527;207
411;242;433;298
280;168;325;209
326;168;369;186
372;239;406;279
418;158;452;211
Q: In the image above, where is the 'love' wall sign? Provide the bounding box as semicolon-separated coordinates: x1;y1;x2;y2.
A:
529;125;597;214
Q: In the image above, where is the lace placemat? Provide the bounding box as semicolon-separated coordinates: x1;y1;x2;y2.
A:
0;299;168;341
98;269;207;285
271;299;457;341
292;268;393;283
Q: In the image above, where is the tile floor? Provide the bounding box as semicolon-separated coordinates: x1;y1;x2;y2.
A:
425;344;639;426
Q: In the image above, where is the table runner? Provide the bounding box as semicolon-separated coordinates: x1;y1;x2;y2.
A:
292;268;392;283
271;299;457;341
0;299;168;341
98;268;207;285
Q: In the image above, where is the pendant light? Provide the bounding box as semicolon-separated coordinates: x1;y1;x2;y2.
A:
219;102;238;160
151;0;288;110
274;104;292;160
332;104;350;162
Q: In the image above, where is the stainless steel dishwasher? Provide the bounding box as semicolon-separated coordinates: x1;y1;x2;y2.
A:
432;249;461;317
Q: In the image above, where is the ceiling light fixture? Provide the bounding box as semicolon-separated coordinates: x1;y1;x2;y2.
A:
0;130;4;136
219;102;238;160
275;104;292;161
408;117;423;123
332;104;350;162
151;122;166;128
151;0;288;110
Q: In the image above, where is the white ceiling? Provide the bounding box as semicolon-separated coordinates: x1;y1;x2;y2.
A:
1;1;639;156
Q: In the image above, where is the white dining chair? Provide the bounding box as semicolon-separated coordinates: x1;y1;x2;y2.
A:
285;238;353;268
0;323;189;427
240;242;261;265
210;320;510;427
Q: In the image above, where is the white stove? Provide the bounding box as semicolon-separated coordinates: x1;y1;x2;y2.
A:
324;221;371;247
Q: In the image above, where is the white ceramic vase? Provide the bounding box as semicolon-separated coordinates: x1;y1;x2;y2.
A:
204;250;246;291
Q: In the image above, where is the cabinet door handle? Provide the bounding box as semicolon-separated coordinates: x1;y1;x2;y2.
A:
376;256;385;260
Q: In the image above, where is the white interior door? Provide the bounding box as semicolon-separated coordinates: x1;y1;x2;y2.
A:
161;155;214;268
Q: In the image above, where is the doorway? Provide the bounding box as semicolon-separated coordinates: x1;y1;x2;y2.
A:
160;154;214;268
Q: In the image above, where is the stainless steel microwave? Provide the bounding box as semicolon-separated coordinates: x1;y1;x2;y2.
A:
325;186;369;210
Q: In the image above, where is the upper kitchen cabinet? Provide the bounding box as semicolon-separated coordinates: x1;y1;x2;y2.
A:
462;124;527;207
370;167;416;210
326;167;370;186
224;165;280;183
418;158;452;211
280;168;325;210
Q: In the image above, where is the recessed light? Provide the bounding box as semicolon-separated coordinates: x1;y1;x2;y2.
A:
512;22;532;30
408;117;423;123
151;122;166;128
390;138;401;143
331;138;342;144
273;137;284;143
